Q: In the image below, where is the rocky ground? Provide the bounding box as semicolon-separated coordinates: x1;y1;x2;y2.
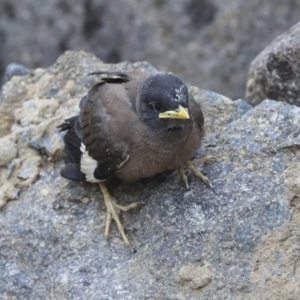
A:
1;0;300;100
1;51;300;299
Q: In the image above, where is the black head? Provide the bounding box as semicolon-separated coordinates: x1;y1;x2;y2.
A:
136;73;193;142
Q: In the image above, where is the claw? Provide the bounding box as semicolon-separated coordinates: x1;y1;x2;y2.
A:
179;167;189;189
192;155;217;167
116;202;145;211
98;182;142;252
186;159;215;188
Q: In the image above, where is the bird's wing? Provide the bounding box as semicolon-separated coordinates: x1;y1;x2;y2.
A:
74;74;138;180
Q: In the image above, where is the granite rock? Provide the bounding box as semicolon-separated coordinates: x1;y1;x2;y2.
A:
1;51;300;299
246;21;300;106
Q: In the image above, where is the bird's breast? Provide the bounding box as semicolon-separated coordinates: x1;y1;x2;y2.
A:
115;131;201;182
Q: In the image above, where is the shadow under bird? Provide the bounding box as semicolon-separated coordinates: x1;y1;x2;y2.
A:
58;71;215;251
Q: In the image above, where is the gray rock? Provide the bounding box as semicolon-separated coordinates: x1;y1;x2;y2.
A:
246;21;300;106
0;137;17;166
6;158;21;179
29;139;44;150
2;63;31;85
17;161;36;180
1;1;300;99
1;51;300;299
16;156;41;183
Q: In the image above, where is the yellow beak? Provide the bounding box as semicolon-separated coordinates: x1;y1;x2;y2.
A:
159;105;190;119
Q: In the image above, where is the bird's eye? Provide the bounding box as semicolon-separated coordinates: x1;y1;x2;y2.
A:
175;94;180;101
152;104;163;113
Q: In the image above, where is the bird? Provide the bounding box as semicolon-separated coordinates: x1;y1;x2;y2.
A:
58;70;214;251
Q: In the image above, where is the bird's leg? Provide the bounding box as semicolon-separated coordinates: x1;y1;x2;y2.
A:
98;182;144;252
179;166;189;189
187;161;213;188
179;156;216;188
178;156;216;188
192;155;217;167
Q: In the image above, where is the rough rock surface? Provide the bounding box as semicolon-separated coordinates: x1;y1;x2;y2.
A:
246;21;300;106
1;0;300;99
1;51;300;299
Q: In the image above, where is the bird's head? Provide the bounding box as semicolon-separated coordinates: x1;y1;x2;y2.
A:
137;73;192;142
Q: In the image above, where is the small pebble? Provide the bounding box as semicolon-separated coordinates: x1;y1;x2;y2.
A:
82;197;90;204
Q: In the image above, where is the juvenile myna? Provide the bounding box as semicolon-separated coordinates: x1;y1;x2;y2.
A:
58;71;214;251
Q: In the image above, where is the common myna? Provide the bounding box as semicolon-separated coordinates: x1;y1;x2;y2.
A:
58;71;214;251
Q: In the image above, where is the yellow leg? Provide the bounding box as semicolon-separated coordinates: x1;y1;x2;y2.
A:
179;166;189;189
187;162;213;188
178;155;215;188
98;182;144;252
192;155;217;167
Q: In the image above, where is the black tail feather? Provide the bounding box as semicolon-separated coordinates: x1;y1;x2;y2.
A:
58;116;82;165
61;163;85;181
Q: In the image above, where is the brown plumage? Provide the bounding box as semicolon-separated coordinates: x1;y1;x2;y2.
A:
58;70;213;251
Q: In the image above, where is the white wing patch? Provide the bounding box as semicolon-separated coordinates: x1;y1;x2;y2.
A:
80;143;100;183
79;143;129;182
80;143;86;153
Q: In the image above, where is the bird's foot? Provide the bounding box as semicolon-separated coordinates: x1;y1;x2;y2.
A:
192;155;217;167
98;182;144;252
187;162;213;188
179;156;216;188
179;166;189;189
